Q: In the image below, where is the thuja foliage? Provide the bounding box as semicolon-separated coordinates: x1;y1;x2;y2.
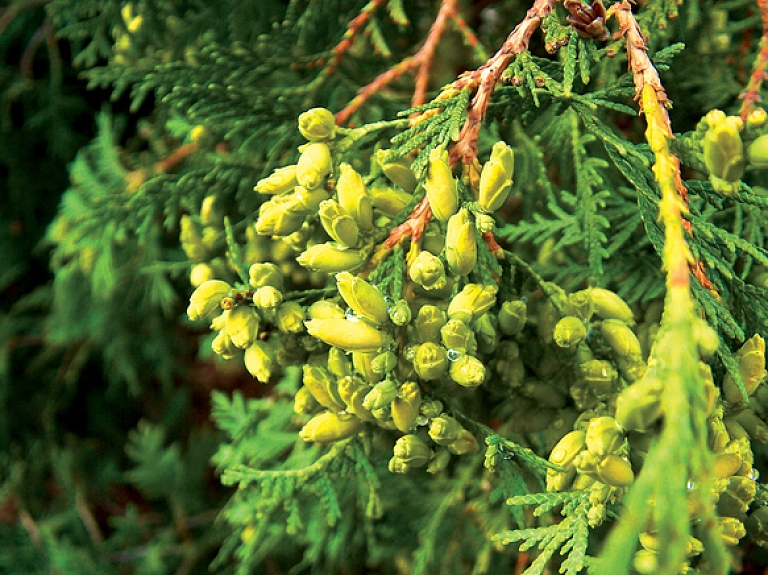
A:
3;0;768;573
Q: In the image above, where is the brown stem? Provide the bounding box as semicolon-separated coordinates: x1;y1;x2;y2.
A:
326;0;388;76
450;0;557;165
335;0;461;125
76;490;104;546
739;0;768;121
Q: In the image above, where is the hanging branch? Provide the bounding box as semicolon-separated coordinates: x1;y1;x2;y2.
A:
611;0;716;293
594;5;730;574
740;0;768;121
335;0;462;125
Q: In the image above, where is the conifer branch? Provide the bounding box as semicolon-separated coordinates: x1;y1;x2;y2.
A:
612;0;716;294
325;0;388;77
335;0;461;125
739;0;768;121
450;0;557;165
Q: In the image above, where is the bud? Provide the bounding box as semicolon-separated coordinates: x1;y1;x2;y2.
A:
388;456;409;474
633;550;658;575
189;263;214;288
244;341;276;383
298;108;336;141
336;271;389;326
597;454;634;487
447;284;498;324
389;300;412;326
295;186;330;212
248;262;285;290
585;416;624;456
693;318;720;358
252;285;283;310
360;380;397;411
427;447;452;473
703;111;745;195
423;147;458;221
370;186;412;217
319;199;360;248
614;372;664;431
734;408;768;443
308;299;346;320
296;243;366;273
299;411;363;443
337;376;375;421
275;302;306;334
447;429;480;455
180;215;209;261
600;319;642;358
748;133;768;169
255;195;307;236
745;505;768;543
371;351;398;375
353;351;383;383
498;300;527;335
420;399;443;419
302;365;345;411
449;354;486;388
723;334;766;402
474;213;495;233
473;313;499;352
429;415;462;445
478;141;514;213
587;288;635;325
444;208;477;276
187;280;231;321
296;142;332;189
414;343;450;380
393;434;432;467
226;305;261;349
548;430;586;467
713;452;742;479
211;330;240;359
719;517;746;546
554;316;587;348
294;385;322;415
579;359;617;397
392;381;421;433
440;319;477;354
376;150;417;193
199;195;223;228
566;291;594;321
414;305;447;343
305;318;387;352
409;251;448;291
254;165;298;195
327;347;352;378
336;163;373;233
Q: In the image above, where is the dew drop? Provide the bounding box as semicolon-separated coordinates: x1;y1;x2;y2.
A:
345;308;360;322
416;415;429;426
446;348;464;362
686;479;695;491
520;296;528;303
750;468;760;481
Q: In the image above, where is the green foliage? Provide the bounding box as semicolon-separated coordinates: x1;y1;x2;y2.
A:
3;0;768;574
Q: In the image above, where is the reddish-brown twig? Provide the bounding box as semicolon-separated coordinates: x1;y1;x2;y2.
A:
335;0;461;125
450;0;557;165
384;196;433;249
326;0;388;76
739;0;768;121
